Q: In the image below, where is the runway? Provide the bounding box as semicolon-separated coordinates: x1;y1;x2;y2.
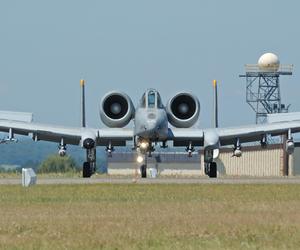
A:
1;176;300;185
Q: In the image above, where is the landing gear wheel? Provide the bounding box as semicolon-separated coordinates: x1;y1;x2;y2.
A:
140;164;147;178
204;163;209;176
83;162;92;178
208;162;217;178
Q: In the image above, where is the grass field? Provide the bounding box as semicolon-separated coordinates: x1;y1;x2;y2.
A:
1;184;300;249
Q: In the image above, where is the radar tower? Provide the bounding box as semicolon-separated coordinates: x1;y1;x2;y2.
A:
239;53;293;124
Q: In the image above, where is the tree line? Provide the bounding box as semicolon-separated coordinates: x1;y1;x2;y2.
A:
0;154;80;173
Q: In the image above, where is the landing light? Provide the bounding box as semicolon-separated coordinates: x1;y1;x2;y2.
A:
140;141;149;149
136;155;144;163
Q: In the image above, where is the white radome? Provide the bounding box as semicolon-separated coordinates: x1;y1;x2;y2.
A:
258;53;280;72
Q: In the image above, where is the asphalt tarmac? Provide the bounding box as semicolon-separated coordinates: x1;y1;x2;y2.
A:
1;176;300;185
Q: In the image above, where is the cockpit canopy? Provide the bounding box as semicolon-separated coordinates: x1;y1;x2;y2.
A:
140;89;163;109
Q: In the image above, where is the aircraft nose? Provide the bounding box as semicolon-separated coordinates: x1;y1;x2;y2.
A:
146;121;157;131
136;110;167;138
147;112;156;120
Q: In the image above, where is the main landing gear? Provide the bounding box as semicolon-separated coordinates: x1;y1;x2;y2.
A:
83;147;96;178
204;149;217;178
205;162;217;178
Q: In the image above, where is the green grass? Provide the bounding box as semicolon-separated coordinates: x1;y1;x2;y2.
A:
1;184;300;249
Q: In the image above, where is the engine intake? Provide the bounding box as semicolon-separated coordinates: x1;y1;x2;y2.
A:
100;92;134;128
166;93;200;128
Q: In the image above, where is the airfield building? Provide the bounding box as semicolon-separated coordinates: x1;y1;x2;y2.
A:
107;144;300;177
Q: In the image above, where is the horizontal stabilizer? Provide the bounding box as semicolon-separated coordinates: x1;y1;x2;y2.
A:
0;111;33;123
267;112;300;123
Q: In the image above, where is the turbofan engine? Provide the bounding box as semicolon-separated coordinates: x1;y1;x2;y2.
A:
166;93;200;128
100;91;135;128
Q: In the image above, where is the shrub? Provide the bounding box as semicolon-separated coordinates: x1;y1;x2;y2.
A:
38;154;79;173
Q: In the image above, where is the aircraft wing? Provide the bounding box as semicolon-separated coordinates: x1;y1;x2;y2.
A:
0;119;86;145
169;120;300;147
0;119;133;146
97;128;133;146
168;128;204;146
216;121;300;145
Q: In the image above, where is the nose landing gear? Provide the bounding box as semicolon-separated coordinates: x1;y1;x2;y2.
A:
140;164;147;178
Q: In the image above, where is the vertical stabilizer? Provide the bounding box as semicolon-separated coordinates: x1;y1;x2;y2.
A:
80;79;86;127
213;80;218;128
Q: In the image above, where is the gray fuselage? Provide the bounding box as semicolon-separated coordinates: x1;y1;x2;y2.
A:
134;89;168;141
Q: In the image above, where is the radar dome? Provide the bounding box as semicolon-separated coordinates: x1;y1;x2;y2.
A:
258;53;280;72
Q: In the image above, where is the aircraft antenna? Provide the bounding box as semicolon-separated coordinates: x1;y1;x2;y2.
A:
213;80;219;128
80;79;86;127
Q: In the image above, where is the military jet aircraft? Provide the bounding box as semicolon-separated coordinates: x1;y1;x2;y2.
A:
0;80;298;178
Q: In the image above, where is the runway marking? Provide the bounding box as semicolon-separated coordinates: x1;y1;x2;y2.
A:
1;177;300;185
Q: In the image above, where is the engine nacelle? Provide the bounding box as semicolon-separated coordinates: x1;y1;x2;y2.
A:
285;139;294;155
166;93;200;128
100;92;135;128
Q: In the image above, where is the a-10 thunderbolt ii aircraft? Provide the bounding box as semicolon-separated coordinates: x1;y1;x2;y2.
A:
0;79;299;178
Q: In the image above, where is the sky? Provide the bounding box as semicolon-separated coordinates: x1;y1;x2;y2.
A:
1;0;300;129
